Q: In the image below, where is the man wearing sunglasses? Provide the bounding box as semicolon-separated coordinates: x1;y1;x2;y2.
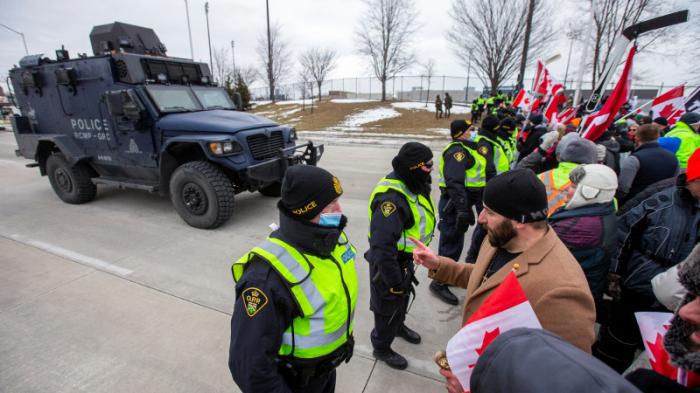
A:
366;142;437;369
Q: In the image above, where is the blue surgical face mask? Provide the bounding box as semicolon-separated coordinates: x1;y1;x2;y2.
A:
319;212;342;227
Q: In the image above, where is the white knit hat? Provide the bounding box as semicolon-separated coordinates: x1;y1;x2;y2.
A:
565;164;618;210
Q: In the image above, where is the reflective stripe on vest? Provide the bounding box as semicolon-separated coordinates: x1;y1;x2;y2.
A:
438;141;486;188
666;122;700;169
477;135;510;174
232;235;358;359
538;162;578;215
497;135;517;168
367;177;436;252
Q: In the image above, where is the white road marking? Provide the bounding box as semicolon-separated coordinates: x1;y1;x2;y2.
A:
0;231;133;276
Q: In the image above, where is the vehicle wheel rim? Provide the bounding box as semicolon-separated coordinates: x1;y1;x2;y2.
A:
55;168;73;193
182;183;208;215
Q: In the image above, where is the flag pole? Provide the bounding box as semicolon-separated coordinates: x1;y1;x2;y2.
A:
617;99;654;122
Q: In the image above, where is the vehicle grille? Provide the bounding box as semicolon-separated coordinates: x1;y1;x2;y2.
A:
246;131;285;160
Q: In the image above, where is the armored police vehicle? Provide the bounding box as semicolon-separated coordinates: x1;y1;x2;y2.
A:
8;22;321;229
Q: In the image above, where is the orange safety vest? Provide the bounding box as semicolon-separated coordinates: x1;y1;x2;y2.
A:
538;162;578;216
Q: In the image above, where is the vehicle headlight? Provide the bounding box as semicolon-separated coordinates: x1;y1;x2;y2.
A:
209;141;242;155
289;128;298;141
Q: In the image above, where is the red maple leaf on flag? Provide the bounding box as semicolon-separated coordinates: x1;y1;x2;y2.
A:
468;328;501;369
658;103;684;123
646;332;678;380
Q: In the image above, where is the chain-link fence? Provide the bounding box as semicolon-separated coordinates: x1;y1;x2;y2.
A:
250;75;694;105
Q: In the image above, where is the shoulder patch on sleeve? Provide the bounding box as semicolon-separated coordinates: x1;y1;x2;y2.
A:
453;151;465;162
241;287;268;318
381;201;397;217
478;145;490;156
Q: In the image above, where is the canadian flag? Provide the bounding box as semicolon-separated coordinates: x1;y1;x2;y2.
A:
582;45;636;141
544;93;568;125
636;312;700;388
557;107;577;124
446;272;541;390
513;89;534;111
533;61;564;98
651;85;686;125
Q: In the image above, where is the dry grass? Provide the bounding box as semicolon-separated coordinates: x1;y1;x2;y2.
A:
249;100;472;136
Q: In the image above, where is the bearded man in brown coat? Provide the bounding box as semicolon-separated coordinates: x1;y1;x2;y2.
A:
412;168;596;393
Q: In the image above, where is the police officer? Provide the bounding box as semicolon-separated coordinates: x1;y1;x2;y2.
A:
497;117;518;167
464;116;502;263
430;120;489;305
366;142;436;369
229;165;357;393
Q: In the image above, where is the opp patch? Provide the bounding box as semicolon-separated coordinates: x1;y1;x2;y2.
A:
453;152;465;162
381;201;397;217
241;287;268;318
478;145;489;156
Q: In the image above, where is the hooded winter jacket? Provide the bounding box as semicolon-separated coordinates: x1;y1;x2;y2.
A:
613;174;700;303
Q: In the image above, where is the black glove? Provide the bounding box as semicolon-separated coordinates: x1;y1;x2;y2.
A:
456;210;475;233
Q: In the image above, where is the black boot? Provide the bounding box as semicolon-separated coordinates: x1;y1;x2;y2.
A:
397;324;421;344
430;281;458;305
373;348;408;370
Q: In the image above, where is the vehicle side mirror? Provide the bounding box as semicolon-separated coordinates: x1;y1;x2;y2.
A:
105;89;144;123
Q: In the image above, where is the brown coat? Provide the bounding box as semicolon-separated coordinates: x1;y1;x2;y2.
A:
429;226;596;353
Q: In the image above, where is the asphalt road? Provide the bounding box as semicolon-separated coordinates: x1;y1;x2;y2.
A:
0;130;472;392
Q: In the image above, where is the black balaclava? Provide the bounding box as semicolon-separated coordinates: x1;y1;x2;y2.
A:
391;142;433;196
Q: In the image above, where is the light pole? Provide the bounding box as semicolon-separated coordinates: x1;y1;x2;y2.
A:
266;0;274;101
563;29;581;87
230;40;236;77
0;23;29;55
205;2;213;71
184;0;195;59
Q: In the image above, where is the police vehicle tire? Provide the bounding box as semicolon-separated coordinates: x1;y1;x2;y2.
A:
46;152;97;204
258;182;281;197
170;161;234;229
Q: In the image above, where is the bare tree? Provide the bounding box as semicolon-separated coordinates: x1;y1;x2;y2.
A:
448;0;552;95
212;46;233;86
356;0;418;101
237;65;259;87
256;23;291;102
299;48;338;101
586;0;669;88
297;70;314;111
421;59;436;107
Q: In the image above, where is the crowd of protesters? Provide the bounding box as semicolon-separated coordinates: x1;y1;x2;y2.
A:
423;93;700;392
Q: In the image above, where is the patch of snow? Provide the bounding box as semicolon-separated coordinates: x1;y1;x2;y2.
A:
391;101;471;114
280;108;302;117
298;130;447;141
339;107;401;128
330;98;379;103
251;100;271;106
275;99;316;105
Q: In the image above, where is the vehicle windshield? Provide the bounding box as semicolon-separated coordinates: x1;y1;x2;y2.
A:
192;87;236;110
145;85;202;113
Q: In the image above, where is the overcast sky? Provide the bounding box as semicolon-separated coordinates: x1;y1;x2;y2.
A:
1;0;697;94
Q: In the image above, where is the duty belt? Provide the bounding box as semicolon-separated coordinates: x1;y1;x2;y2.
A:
278;336;354;388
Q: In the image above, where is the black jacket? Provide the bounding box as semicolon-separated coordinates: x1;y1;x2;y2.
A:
440;140;481;213
622;142;679;203
229;209;350;393
517;124;547;162
365;172;431;314
614;175;700;304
